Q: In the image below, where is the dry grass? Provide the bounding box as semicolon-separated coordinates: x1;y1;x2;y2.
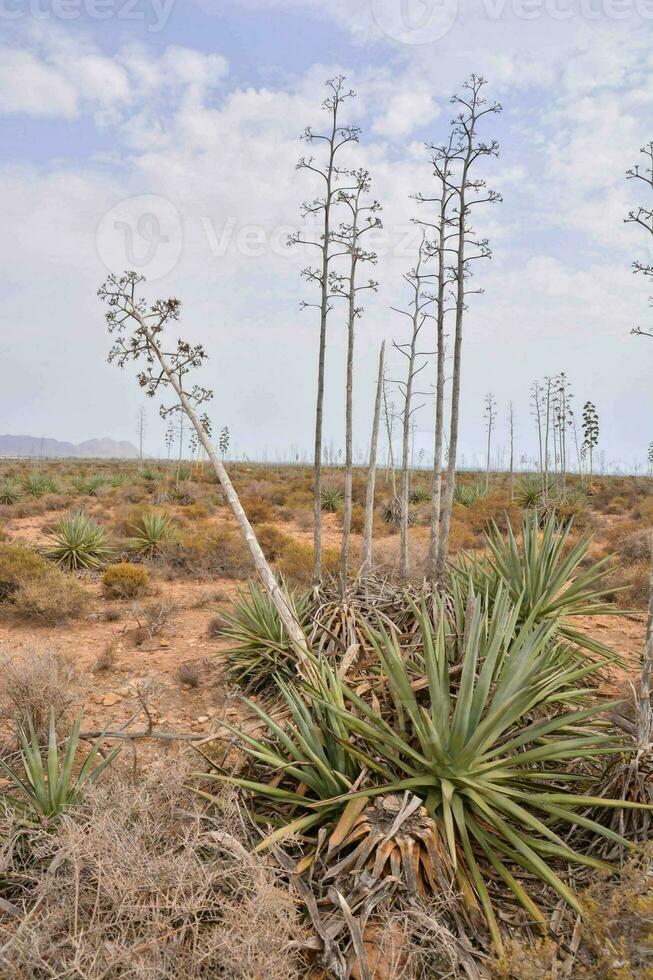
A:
277;539;340;586
176;660;200;687
0;647;79;736
11;566;91;625
0;759;307;979
492;848;653;979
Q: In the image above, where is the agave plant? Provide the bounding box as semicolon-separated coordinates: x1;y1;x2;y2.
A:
46;511;114;570
320;486;344;513
409;487;431;504
218;579;313;690
513;476;543;508
453;482;486;508
381;497;415;526
196;593;647;947
22;474;57;498
450;512;619;658
0;480;21;505
127;512;175;559
72;474;105;496
0;709;119;823
193;667;360;849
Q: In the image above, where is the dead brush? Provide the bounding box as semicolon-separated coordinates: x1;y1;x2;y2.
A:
176;661;200;688
92;640;118;674
129;600;176;642
0;648;79;738
0;760;307;979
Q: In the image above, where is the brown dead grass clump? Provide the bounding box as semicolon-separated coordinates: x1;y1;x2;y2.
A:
0;760;307;979
0;647;79;736
605;561;651;609
168;523;252;580
11;567;91;625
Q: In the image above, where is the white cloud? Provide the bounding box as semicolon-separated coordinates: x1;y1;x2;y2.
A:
0;49;78;117
372;90;440;138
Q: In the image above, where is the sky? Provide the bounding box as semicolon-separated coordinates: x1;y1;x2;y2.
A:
0;0;652;471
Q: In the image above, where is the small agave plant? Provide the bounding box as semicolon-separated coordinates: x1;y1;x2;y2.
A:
320;486;344;513
0;480;21;505
22;474;58;498
127;511;176;559
46;511;114;570
0;709;119;823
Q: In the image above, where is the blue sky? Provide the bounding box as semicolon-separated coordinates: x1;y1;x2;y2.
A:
0;0;652;469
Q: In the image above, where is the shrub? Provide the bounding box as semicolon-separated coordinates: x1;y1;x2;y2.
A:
283;489;313;512
92;641;118;673
241;496;274;523
602;494;630;516
0;542;50;600
254;523;292;561
169;524;252;579
102;562;150;599
45;511;114;571
0;480;20;505
127;511;176;559
616;528;652;564
0;648;78;736
0;763;305;979
347;503;366;534
492;848;653;978
176;661;200;687
12;566;91;625
604;561;651;609
277;540;339;586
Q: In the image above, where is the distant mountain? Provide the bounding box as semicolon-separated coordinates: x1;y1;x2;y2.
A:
0;434;140;459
